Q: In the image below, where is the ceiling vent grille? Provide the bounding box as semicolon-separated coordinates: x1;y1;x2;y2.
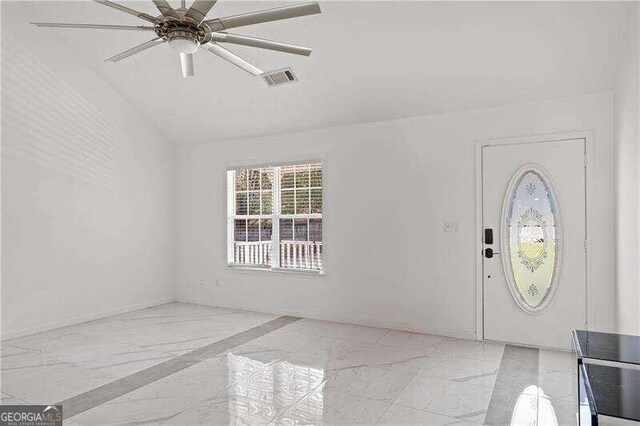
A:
262;67;298;87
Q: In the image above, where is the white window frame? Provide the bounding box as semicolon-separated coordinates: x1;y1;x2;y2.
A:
226;162;324;274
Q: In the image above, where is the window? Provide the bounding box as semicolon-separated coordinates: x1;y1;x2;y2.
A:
227;162;323;272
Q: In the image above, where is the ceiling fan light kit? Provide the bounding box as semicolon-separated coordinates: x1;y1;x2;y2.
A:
167;29;199;54
31;0;321;82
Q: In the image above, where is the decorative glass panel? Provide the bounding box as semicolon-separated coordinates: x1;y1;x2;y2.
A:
504;167;561;312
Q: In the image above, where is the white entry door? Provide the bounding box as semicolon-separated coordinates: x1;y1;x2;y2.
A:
482;138;587;349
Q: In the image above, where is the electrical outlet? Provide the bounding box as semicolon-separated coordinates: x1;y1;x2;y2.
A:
444;221;460;233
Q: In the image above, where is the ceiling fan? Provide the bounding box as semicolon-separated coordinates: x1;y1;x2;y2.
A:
31;0;321;78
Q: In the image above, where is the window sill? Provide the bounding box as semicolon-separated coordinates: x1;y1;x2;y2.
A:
226;264;325;276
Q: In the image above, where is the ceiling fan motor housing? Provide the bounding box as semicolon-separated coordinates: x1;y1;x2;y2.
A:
158;18;213;53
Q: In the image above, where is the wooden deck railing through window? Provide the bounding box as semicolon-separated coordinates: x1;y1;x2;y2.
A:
233;241;322;270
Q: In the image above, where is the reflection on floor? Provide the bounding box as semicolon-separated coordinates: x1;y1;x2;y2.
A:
1;303;578;425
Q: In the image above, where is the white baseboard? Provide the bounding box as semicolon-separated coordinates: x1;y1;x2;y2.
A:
177;297;477;341
2;297;176;341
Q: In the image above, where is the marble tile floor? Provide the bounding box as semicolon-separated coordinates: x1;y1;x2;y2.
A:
1;303;578;425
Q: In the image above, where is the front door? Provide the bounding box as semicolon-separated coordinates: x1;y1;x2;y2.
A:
482;138;587;349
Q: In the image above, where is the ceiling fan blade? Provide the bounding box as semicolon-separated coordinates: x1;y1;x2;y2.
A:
180;52;195;78
205;2;320;31
184;0;218;25
31;22;155;31
93;0;158;24
211;32;312;56
204;43;262;76
105;37;164;62
152;0;181;19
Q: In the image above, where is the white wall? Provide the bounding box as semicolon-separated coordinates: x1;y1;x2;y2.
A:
1;3;176;338
177;92;615;339
614;4;640;335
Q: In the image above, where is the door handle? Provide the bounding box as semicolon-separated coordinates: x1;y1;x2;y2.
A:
485;248;500;259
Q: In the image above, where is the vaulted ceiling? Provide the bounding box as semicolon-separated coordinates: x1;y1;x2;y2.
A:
16;1;632;144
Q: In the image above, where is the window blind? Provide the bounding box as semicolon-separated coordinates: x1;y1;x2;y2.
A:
227;162;323;272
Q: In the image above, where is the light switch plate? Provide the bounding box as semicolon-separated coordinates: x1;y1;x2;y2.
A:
444;221;460;233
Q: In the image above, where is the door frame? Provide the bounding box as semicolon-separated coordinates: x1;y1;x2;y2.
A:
474;130;594;342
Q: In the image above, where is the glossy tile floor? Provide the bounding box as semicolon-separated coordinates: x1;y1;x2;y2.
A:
1;303;578;425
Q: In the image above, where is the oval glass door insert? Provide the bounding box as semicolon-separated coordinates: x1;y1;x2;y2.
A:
503;166;562;313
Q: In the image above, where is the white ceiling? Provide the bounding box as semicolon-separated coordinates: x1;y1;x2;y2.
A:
24;1;630;144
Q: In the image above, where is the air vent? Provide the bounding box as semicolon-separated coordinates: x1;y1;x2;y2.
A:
262;67;298;87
